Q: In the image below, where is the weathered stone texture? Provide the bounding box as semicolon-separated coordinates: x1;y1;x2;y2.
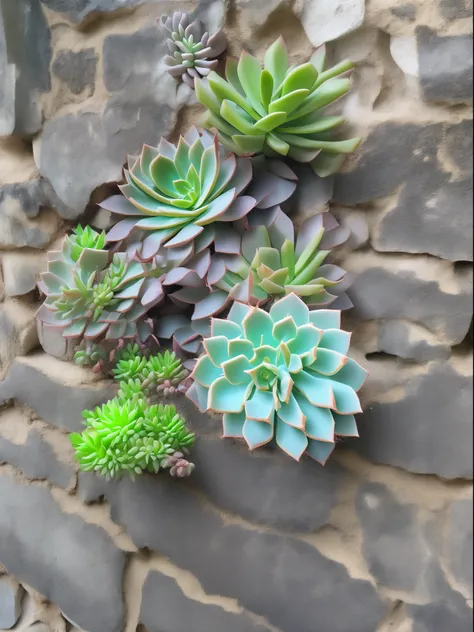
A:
445;498;473;597
0;300;39;375
0;475;126;632
0;575;24;629
52;49;97;96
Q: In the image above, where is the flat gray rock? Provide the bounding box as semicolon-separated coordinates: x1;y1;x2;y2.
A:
0;353;117;432
0;475;125;632
191;436;342;532
40;0;145;23
0;576;23;629
52;48;97;96
0;300;39;376
377;321;451;362
445;498;473;597
354;362;473;479
141;571;273;632
439;0;473;20
296;0;365;47
417;27;473;104
334;121;473;262
97;474;387;632
1;251;46;297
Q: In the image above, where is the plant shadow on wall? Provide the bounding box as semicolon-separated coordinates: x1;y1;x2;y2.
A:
36;8;366;481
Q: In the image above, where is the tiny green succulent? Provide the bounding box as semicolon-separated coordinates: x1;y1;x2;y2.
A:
71;398;195;479
187;294;367;464
196;37;360;176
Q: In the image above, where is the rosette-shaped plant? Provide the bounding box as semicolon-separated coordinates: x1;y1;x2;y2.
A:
187;294;368;464
159;11;227;87
195;38;361;176
101;128;297;260
36;232;163;343
71;399;195;479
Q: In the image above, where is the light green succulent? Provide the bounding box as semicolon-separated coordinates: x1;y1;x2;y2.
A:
196;37;360;176
70;398;194;479
187;294;368;464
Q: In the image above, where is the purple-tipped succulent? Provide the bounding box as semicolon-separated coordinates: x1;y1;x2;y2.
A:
159;11;227;88
162;451;195;477
187;294;368;464
101;129;297;262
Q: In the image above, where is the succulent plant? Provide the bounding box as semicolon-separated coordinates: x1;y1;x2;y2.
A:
100;128;297;261
68;224;106;260
37;231;164;345
196;37;361;176
71;398;195;479
159;11;227;88
112;347;189;396
162;451;195;477
187;294;368;463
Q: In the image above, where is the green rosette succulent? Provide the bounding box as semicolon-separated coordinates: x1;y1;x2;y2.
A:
187;294;368;464
70;398;195;479
101;128;297;261
195;38;361;176
159;11;227;88
37;227;165;344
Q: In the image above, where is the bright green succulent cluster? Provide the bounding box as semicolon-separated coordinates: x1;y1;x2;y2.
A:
112;345;189;396
196;37;360;176
71;398;194;479
71;346;194;479
187;294;367;463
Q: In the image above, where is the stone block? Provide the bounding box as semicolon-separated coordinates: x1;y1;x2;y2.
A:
296;0;365;47
1;251;46;297
0;475;126;632
52;48;97;96
377;321;451;362
445;498;473;597
0;576;24;629
0;299;39;375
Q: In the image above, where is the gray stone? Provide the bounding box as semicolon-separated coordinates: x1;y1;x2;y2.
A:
234;0;290;34
378;321;451;362
286;163;333;219
348;263;472;345
356;483;433;592
141;571;272;632
296;0;365;47
391;3;417;20
334;121;473;262
0;475;126;632
408;582;473;632
35;26;184;215
52;48;97;96
0;576;23;629
0;0;51;137
40;0;145;23
0;204;60;250
0;300;39;376
1;251;46;297
193;0;226;33
439;0;473;20
354;362;473;479
445;498;473;597
191;437;342;532
0;425;75;489
0;353;117;432
417;27;473;105
95;475;387;632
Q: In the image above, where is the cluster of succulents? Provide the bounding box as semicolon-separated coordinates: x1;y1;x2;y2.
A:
38;11;367;474
71;349;194;479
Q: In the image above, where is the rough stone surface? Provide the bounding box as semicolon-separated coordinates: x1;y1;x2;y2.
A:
191;437;342;532
0;353;117;431
0;300;39;376
445;498;473;597
408;581;473;632
234;0;289;34
377;321;451;362
334;121;473;262
52;49;97;96
93;475;387;632
296;0;365;47
0;576;23;629
1;251;46;297
40;0;146;23
0;0;51;137
35;26;185;215
439;0;473;20
417;27;473;105
141;571;272;632
347;261;473;345
0;475;126;632
391;3;417;21
355;362;473;479
356;483;434;592
0;412;75;489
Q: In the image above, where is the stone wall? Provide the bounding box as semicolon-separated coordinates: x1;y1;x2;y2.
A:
0;1;472;631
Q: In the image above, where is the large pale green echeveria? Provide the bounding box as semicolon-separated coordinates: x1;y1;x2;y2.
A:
101;127;259;260
195;38;361;176
187;294;368;464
